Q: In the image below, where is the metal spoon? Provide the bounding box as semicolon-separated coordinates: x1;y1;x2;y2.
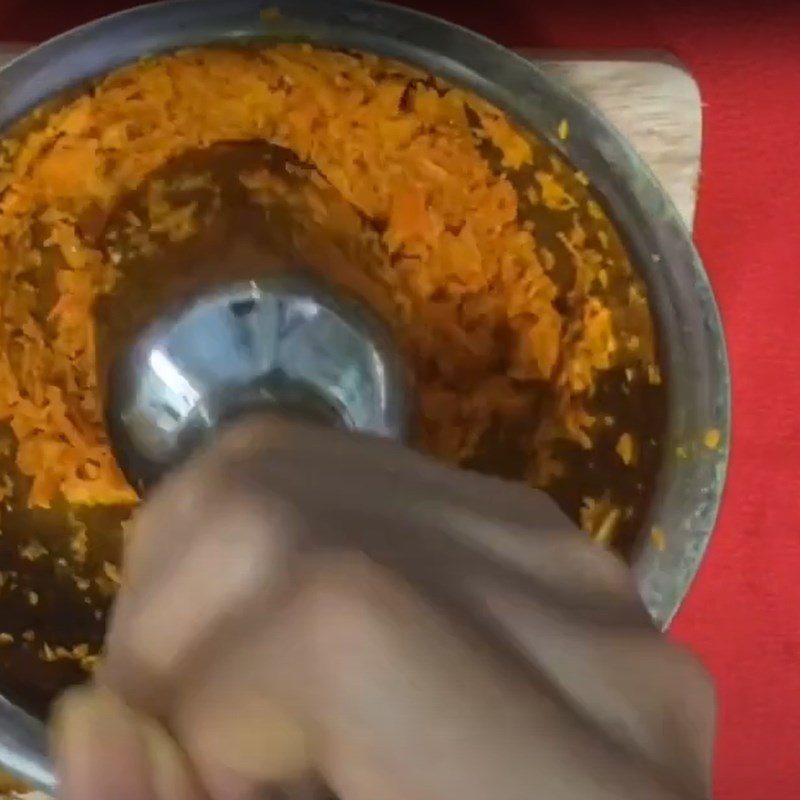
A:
106;274;409;490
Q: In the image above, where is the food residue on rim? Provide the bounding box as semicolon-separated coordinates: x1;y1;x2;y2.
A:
651;525;666;552
704;428;722;450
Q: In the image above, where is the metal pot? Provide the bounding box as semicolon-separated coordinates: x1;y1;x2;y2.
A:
0;0;730;790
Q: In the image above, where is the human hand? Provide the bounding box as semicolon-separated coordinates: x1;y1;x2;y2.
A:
53;417;714;800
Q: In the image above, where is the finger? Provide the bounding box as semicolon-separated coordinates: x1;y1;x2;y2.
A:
102;416;501;699
126;414;616;622
206;425;644;631
185;417;641;610
163;415;575;553
116;415;409;612
173;679;311;793
52;687;203;800
468;578;715;797
121;419;297;593
111;414;645;712
103;485;298;713
425;501;649;625
164;553;698;800
138;417;610;599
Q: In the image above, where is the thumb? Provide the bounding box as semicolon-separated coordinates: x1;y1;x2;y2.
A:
52;687;202;800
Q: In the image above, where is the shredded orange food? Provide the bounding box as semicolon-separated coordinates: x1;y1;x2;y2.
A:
616;432;636;465
580;494;621;545
703;428;721;450
0;45;657;511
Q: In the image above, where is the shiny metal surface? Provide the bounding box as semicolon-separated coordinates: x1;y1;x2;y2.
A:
0;0;730;790
107;276;408;489
0;698;54;795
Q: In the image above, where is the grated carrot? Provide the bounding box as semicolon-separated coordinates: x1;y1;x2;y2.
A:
616;432;636;466
0;45;658;522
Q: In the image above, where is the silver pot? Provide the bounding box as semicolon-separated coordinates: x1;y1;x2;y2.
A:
0;0;730;790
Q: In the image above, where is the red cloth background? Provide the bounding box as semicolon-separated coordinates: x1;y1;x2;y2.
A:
1;0;798;794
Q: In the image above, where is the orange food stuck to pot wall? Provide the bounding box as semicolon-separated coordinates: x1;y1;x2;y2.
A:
0;45;661;549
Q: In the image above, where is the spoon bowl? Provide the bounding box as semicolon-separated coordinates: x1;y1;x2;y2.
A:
106;275;409;489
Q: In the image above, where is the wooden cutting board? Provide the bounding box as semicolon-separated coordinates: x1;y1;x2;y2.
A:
0;45;701;799
525;50;702;230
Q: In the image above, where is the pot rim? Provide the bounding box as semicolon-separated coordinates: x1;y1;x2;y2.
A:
0;0;730;790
